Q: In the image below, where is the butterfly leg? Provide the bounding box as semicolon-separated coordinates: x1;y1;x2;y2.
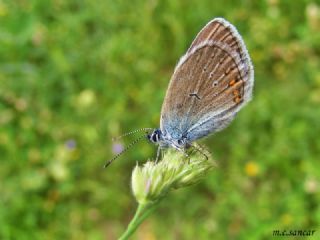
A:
190;143;209;161
185;152;191;164
155;146;161;163
180;149;191;163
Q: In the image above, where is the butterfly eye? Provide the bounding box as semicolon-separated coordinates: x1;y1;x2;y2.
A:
152;134;158;142
177;139;183;145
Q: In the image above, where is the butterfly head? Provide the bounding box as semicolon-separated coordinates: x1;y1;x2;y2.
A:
147;128;188;150
147;129;163;144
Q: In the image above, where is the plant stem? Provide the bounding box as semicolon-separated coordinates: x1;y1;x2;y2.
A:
119;202;159;240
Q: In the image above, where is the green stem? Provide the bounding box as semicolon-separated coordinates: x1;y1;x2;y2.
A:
119;202;159;240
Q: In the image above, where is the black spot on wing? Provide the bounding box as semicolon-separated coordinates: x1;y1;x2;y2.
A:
189;93;201;100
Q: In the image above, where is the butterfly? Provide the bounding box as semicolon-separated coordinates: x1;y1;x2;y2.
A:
106;18;254;167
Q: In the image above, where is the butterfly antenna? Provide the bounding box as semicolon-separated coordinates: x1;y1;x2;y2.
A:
104;134;147;168
112;128;153;141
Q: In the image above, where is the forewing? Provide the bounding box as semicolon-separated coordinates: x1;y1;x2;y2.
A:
160;18;254;141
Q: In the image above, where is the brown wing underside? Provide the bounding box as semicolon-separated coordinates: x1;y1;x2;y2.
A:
188;20;244;55
161;44;244;133
160;18;253;138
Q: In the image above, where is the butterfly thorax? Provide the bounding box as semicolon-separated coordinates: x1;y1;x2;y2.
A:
147;128;188;150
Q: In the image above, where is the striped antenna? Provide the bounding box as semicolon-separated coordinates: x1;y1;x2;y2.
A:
112;128;153;141
104;134;147;168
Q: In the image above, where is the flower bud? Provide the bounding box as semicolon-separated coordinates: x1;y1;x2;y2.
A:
131;146;214;204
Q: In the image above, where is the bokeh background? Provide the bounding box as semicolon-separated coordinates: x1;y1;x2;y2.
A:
1;0;320;239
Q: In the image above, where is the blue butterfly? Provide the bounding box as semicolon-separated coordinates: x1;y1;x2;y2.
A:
106;18;254;167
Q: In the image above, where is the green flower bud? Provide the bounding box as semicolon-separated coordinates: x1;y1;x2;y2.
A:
131;146;214;204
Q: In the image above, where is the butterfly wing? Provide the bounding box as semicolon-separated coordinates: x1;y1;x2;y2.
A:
160;18;254;141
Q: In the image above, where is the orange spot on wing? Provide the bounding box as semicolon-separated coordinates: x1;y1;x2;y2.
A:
234;96;242;103
229;79;236;86
226;80;244;95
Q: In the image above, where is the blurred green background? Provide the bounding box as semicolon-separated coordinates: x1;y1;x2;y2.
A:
1;0;320;239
